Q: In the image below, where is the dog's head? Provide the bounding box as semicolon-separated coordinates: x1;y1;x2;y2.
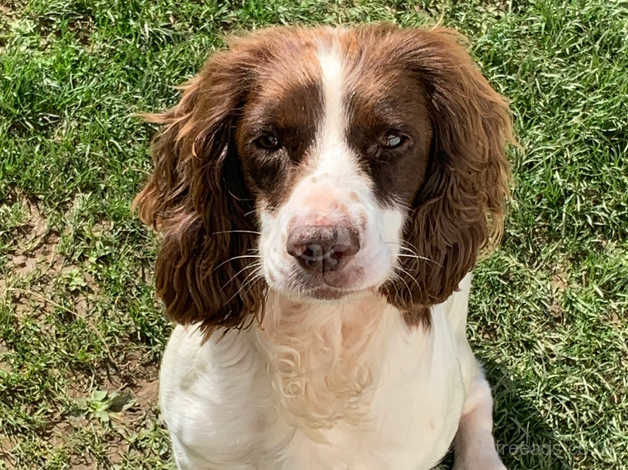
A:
135;24;512;333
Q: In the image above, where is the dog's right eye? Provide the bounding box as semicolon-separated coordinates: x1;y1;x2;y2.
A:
254;133;281;151
380;131;408;150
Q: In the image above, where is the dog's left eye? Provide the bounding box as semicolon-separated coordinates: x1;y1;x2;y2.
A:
254;133;281;151
381;132;407;149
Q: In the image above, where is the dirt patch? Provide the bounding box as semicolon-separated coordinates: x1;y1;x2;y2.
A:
66;15;94;45
33;8;95;47
119;360;161;422
134;377;159;409
11;253;39;276
550;271;569;292
11;196;49;249
0;193;162;467
0;341;11;372
0;3;18;53
0;432;14;465
67;455;97;470
1;197;58;319
65;350;160;422
49;357;160;467
0;4;14;17
549;265;571;320
105;439;126;466
1;195;102;325
4;196;58;272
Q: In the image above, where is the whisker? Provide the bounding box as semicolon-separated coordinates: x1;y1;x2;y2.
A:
391;268;413;301
385;273;401;303
213;230;262;236
213;254;261;271
397;254;441;266
384;240;441;267
389;198;412;213
256;288;270;326
394;265;422;293
227;270;263;301
383;241;416;254
400;239;421;254
226;189;255;203
224;269;264;305
222;262;262;288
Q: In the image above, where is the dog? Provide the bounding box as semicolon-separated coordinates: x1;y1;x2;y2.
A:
135;23;512;470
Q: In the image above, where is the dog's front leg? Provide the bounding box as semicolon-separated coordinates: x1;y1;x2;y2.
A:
453;370;506;470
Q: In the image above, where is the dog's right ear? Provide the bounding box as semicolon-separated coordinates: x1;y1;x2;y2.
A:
376;27;513;322
133;45;265;334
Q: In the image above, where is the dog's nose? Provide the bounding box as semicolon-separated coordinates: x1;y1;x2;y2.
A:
286;225;360;273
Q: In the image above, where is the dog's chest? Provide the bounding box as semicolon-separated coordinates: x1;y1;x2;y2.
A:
275;316;465;470
161;304;464;470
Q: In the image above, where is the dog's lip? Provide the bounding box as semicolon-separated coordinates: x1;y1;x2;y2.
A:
298;284;377;301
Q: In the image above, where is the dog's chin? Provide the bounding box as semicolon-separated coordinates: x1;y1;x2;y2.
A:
271;282;376;303
305;286;364;301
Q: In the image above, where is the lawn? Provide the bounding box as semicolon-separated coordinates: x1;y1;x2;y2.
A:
0;0;626;469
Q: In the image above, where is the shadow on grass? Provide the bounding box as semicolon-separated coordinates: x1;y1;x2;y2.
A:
433;357;570;470
484;358;571;470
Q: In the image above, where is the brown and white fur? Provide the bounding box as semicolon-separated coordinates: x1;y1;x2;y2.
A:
135;24;513;470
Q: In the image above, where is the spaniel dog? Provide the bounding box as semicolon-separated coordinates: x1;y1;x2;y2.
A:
135;24;512;470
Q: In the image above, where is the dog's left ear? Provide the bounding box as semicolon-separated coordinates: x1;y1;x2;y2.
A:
382;28;514;319
133;42;267;335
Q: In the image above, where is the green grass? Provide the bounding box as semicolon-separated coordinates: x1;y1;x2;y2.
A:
0;0;626;469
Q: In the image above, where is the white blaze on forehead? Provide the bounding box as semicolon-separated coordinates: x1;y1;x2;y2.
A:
310;38;363;181
317;41;345;143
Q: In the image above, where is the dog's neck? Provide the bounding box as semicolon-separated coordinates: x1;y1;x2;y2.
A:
254;289;394;433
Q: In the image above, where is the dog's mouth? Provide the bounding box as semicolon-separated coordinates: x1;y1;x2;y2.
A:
266;268;373;301
280;276;378;302
285;262;370;298
264;244;394;302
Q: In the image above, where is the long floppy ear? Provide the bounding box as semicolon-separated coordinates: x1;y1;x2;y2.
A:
134;46;265;334
383;28;513;321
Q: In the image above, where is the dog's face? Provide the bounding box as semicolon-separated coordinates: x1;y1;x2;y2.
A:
238;36;432;301
135;25;512;332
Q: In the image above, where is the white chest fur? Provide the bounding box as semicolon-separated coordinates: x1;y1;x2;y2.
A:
159;282;471;470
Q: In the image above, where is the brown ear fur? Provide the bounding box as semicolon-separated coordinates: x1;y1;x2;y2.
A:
381;28;513;321
133;45;266;333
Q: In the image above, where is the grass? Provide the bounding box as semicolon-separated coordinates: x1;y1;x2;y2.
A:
0;0;626;469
